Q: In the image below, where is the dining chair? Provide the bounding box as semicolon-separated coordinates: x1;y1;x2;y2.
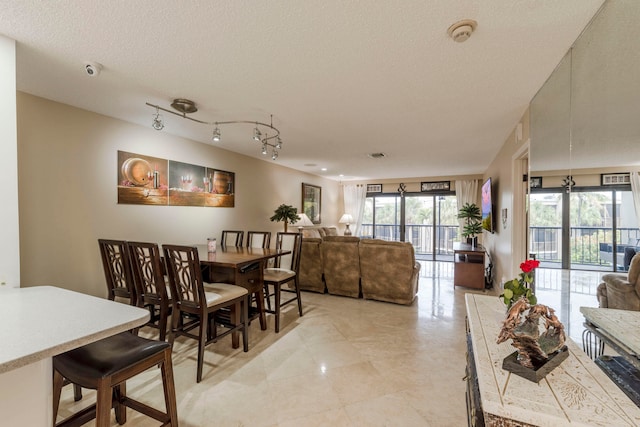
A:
98;239;137;305
128;241;172;341
263;232;303;333
247;230;272;249
221;230;244;247
52;331;178;427
163;244;249;382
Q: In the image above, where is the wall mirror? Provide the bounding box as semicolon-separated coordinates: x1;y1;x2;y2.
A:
529;0;640;272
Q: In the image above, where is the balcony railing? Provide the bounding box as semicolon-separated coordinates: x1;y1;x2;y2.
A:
359;223;460;257
529;225;640;269
359;224;640;269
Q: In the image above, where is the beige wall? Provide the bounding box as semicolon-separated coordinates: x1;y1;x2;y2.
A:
482;109;531;287
17;93;340;297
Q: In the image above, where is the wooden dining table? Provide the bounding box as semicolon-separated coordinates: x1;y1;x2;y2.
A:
196;245;290;343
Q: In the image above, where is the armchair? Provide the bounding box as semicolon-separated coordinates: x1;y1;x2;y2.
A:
597;254;640;310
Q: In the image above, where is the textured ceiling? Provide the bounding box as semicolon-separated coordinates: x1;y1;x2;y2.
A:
0;0;605;181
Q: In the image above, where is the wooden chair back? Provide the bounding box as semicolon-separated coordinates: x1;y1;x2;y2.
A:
275;232;302;272
221;230;244;247
162;245;205;311
128;241;168;303
247;231;272;249
98;239;136;305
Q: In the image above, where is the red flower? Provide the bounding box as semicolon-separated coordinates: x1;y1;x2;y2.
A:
520;259;540;273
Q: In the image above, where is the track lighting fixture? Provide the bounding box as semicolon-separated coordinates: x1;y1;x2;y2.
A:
146;99;283;160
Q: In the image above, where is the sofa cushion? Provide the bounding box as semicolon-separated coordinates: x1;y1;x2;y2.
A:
302;228;322;239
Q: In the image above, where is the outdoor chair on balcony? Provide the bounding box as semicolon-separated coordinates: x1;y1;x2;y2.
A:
597;253;640;310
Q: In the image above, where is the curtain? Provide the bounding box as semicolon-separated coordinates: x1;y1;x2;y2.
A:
455;179;479;234
630;172;640;227
343;184;367;236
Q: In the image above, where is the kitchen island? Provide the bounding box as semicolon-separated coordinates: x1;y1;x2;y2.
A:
0;286;149;426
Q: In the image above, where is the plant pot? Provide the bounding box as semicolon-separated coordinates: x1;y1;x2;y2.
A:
466;237;478;247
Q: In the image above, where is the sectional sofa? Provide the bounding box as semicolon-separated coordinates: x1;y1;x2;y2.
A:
298;230;421;305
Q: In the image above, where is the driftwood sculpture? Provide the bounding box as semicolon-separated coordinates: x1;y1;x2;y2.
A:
497;297;566;369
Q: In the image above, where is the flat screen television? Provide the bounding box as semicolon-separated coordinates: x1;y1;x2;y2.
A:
481;178;494;233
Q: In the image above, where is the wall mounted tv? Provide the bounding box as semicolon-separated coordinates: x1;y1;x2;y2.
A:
481;178;494;233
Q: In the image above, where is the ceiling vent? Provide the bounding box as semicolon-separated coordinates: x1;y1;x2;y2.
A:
447;19;477;43
368;152;386;159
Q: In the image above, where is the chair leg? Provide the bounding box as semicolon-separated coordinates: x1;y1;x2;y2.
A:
242;295;249;352
196;315;206;383
264;283;272;311
73;384;83;402
159;305;169;342
295;278;303;317
114;382;127;425
231;302;240;349
95;378;113;427
255;288;267;331
275;283;282;333
52;369;65;426
160;348;179;426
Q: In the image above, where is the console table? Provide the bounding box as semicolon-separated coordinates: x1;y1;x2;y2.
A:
454;242;486;289
465;294;640;426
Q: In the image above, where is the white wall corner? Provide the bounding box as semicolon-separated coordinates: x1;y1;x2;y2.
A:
0;35;20;288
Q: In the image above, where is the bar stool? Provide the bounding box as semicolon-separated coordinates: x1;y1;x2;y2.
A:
52;332;178;427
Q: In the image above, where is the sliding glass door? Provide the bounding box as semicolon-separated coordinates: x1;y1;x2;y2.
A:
362;193;458;261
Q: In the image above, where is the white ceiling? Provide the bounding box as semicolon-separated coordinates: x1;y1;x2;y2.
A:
0;0;605;181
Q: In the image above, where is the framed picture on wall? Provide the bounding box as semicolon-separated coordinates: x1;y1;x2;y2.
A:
601;173;631;186
530;176;543;189
420;181;450;192
302;183;321;224
367;184;383;194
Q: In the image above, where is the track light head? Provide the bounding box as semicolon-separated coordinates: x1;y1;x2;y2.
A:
212;126;221;142
152;108;164;131
275;137;282;149
253;126;262;141
271;150;278;160
261;143;268;155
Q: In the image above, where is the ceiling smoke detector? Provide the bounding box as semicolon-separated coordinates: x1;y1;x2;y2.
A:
447;19;477;43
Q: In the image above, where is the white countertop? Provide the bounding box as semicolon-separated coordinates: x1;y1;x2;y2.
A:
0;286;149;374
466;294;640;427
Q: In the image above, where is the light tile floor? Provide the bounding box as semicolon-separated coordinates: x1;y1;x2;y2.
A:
55;262;603;426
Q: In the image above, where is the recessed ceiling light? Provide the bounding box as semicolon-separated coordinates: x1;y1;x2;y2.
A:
368;152;386;159
339;174;344;177
321;168;327;171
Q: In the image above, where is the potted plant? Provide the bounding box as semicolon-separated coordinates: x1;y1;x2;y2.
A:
457;202;482;246
500;259;539;308
270;204;299;232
